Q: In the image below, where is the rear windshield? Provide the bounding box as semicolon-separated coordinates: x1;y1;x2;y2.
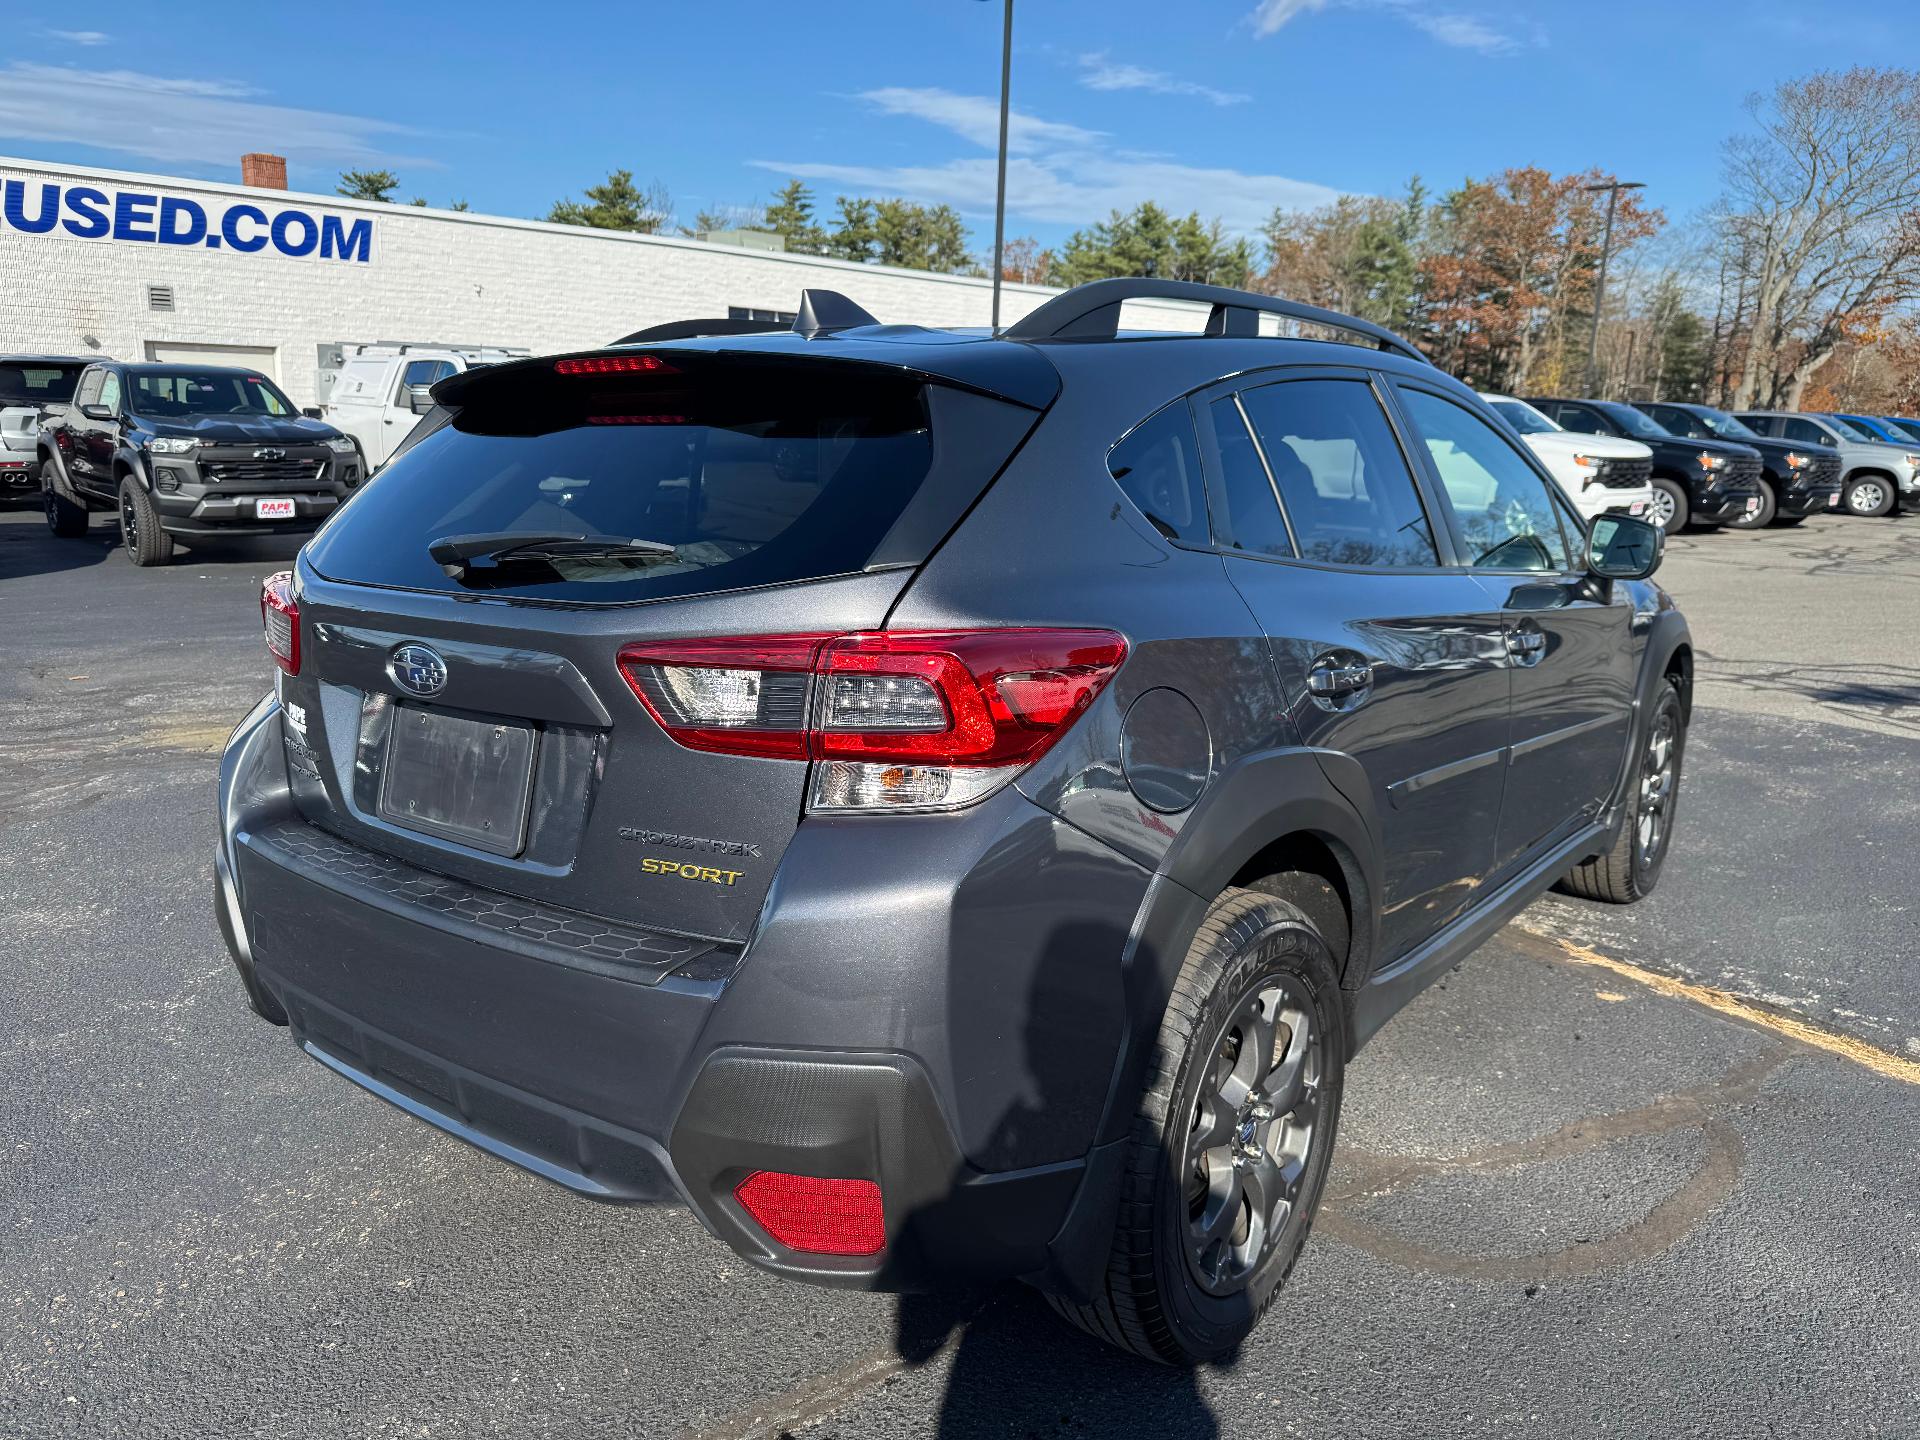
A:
0;363;84;405
131;370;297;419
305;359;939;604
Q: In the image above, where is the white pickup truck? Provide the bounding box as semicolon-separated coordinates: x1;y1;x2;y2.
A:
1480;392;1656;526
0;356;92;491
317;343;528;470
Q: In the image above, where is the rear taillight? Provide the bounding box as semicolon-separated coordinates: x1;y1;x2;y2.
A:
261;570;299;675
733;1171;885;1257
615;629;1127;812
553;354;676;376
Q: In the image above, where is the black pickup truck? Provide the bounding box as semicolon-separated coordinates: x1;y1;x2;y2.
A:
39;361;364;565
1633;401;1841;527
1525;395;1763;534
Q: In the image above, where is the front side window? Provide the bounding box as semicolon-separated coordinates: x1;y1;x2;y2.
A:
1234;378;1438;568
97;371;122;414
1782;418;1831;446
74;368;103;408
398;359;457;398
1554;405;1607;435
1400;389;1572;572
1107;403;1208;545
1647;405;1709;440
130;370;295;419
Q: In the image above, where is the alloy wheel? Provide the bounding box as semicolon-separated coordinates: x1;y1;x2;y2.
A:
1636;706;1678;867
1183;974;1325;1296
1649;488;1676;529
120;491;139;555
1850;481;1887;515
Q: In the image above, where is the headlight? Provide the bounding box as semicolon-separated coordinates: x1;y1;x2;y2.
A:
1785;453;1810;470
1906;454;1920;470
324;435;357;454
148;437;199;455
1697;452;1727;471
1571;454;1600;469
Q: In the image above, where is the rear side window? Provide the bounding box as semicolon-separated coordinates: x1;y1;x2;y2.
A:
1107;403;1207;545
1207;398;1294;558
1235;379;1438;568
307;357;957;604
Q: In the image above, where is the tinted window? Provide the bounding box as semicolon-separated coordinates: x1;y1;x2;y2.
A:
399;359;457;396
1782;418;1830;445
1555;405;1607;435
1400;389;1571;572
0;363;84;405
306;360;948;604
1207;397;1294;557
1108;403;1207;545
1236;379;1437;568
1595;402;1671;440
131;369;294;419
1647;405;1708;439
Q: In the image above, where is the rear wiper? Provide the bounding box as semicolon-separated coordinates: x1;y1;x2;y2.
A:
429;531;678;576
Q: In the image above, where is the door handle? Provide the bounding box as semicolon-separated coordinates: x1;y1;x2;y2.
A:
1307;660;1374;697
1505;628;1547;665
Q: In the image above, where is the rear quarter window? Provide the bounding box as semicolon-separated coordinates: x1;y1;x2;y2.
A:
1107;403;1207;545
305;356;1003;605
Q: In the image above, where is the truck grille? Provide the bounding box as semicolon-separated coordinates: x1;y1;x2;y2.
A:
1595;457;1651;490
202;455;329;488
1724;455;1763;493
1803;452;1841;489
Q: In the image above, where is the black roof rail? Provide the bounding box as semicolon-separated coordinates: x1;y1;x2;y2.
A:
611;318;789;345
793;289;880;339
1003;277;1429;364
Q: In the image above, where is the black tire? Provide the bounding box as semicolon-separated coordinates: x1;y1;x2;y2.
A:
1561;679;1685;904
1649;476;1689;534
118;475;174;566
41;462;87;537
1725;481;1776;530
1048;888;1345;1365
1843;474;1896;518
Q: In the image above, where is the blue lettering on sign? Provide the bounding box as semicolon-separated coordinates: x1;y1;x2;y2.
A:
0;178;374;264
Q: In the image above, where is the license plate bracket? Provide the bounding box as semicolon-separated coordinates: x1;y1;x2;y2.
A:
379;705;537;857
256;497;296;519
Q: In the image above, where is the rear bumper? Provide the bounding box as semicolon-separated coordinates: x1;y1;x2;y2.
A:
215;696;1149;1292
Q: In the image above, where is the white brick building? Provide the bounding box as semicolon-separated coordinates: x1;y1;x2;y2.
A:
0;154;1085;407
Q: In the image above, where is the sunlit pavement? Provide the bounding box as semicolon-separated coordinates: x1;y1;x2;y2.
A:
3;503;1915;1438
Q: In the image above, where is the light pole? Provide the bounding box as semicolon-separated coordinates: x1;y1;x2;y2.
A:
1585;179;1643;396
989;0;1013;333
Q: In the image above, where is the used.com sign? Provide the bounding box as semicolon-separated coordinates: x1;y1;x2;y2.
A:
0;178;374;264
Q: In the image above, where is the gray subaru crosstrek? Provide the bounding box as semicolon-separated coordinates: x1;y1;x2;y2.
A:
215;279;1691;1364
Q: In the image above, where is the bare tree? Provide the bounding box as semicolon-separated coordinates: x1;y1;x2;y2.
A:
1720;68;1920;408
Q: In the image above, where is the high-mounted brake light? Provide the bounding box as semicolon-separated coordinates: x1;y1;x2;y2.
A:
615;629;1128;811
586;413;688;426
733;1172;885;1257
261;570;299;676
553;354;677;376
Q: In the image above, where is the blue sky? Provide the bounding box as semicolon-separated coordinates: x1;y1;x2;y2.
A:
0;0;1909;249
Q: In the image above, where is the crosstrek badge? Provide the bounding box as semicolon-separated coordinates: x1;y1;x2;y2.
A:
641;857;745;886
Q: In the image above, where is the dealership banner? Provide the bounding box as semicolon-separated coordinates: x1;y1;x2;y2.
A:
0;177;374;264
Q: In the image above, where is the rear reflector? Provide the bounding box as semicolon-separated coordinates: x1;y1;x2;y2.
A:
733;1172;885;1257
261;570;299;676
615;629;1127;810
553;354;676;375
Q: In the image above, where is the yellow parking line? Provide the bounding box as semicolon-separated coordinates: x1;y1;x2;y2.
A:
1518;926;1920;1087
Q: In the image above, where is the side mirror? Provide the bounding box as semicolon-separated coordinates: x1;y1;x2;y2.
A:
1586;514;1663;581
80;403;114;421
407;384;436;415
301;406;323;419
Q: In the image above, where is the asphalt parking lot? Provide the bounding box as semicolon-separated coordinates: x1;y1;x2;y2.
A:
2;503;1916;1439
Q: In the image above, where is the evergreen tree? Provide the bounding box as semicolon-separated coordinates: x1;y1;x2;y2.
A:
336;169;399;203
762;180;827;255
548;170;673;233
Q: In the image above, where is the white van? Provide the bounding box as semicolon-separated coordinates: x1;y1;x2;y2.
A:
320;343;528;469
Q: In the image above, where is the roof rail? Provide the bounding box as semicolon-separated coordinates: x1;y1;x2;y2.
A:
1003;278;1429;364
612;318;790;345
793;289;880;339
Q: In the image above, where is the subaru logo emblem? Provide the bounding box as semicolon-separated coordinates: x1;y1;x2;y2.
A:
254;446;286;461
388;643;448;699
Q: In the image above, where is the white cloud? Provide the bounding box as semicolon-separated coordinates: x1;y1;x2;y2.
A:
0;63;435;171
753;89;1341;233
1076;53;1251;107
1250;0;1534;55
48;30;110;45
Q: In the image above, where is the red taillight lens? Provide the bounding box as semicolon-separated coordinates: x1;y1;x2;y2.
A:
261;570;299;676
553;354;676;376
616;629;1128;810
733;1172;885;1257
617;635;833;759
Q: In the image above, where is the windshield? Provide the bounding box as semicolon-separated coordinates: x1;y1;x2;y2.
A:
0;363;85;406
1881;417;1920;444
129;369;297;420
1696;408;1761;441
1824;416;1875;442
1841;415;1903;442
1489;399;1559;435
1598;402;1670;440
306;361;954;604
